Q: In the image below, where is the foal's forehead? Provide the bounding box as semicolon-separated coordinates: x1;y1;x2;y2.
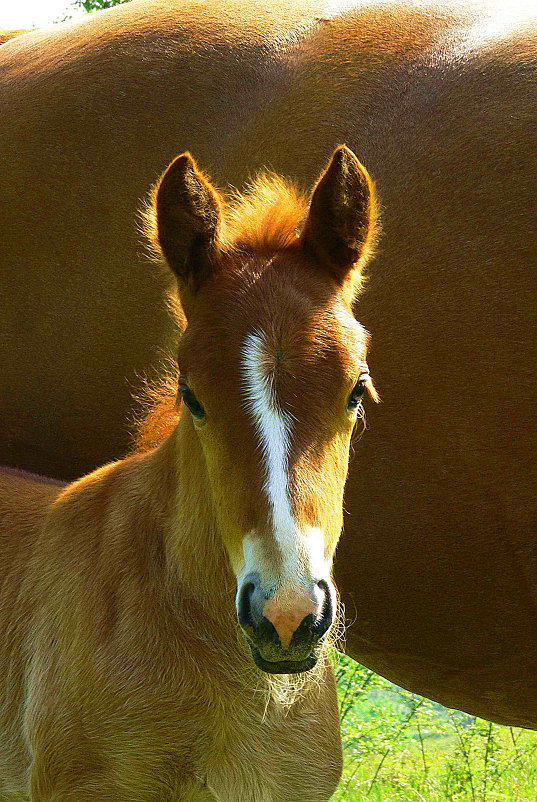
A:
179;253;367;385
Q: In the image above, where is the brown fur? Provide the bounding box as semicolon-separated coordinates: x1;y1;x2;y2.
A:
0;445;342;801
0;148;380;799
1;0;537;728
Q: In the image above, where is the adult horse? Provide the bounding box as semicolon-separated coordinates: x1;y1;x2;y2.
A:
1;0;536;727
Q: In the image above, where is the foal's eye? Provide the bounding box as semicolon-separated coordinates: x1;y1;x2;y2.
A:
347;380;366;412
178;382;206;420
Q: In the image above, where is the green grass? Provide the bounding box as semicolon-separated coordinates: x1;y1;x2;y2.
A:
333;654;537;801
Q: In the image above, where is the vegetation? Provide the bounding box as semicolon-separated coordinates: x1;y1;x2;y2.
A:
70;0;132;13
333;654;537;801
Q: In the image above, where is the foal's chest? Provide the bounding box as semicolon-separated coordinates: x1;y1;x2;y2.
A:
200;692;341;802
81;652;341;801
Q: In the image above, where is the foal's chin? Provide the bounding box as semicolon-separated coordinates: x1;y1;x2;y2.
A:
248;643;319;675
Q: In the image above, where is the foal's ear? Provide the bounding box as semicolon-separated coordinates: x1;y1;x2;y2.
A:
155;152;221;298
301;145;377;286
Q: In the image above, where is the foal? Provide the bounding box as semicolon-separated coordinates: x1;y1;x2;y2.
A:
0;145;377;801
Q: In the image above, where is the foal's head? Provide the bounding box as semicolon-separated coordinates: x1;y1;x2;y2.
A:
147;146;377;674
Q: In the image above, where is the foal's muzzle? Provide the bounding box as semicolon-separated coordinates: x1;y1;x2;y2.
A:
237;576;335;674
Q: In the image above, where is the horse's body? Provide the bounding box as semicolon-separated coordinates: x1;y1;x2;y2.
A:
1;0;536;726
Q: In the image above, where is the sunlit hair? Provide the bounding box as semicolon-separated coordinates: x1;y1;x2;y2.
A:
221;173;306;252
130;361;180;453
141;163;379;295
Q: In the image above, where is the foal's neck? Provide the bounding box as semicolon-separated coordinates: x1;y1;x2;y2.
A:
156;414;237;615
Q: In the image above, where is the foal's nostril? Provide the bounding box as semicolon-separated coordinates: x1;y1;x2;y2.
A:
237;581;256;630
311;579;334;639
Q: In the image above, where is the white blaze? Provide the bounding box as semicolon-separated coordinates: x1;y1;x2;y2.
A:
242;332;297;573
241;331;329;584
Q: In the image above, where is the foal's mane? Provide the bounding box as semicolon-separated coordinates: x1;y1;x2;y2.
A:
131;366;180;454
